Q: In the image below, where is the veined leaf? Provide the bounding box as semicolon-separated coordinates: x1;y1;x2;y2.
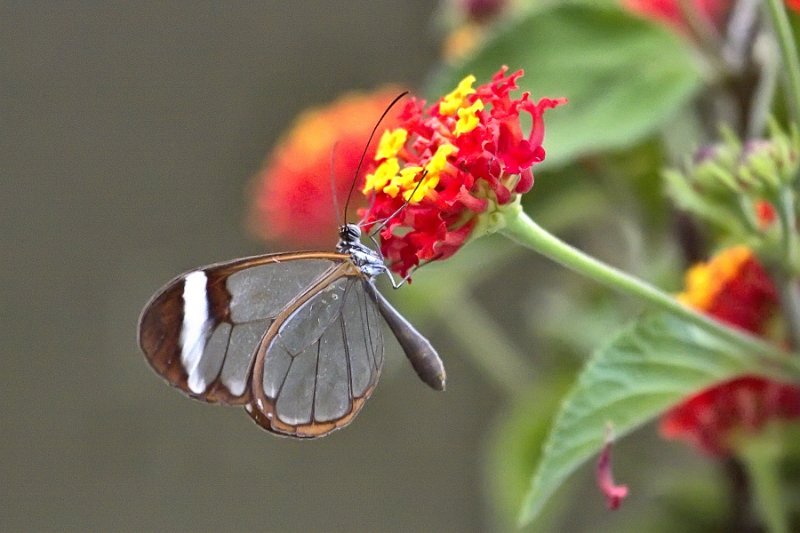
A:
520;312;799;525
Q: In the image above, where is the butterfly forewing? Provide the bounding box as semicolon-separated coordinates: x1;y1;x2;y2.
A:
247;273;384;438
137;252;347;405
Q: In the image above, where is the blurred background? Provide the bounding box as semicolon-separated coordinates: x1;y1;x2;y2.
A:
1;1;737;532
0;2;507;531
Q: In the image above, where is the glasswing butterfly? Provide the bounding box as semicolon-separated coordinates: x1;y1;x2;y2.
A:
137;94;446;438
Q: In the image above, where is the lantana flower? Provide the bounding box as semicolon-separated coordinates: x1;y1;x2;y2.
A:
660;246;800;455
360;67;565;277
250;87;404;247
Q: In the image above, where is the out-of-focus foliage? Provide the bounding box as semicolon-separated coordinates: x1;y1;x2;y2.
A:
427;2;704;168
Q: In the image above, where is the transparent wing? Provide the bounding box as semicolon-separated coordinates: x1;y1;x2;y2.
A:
247;277;384;438
137;252;347;404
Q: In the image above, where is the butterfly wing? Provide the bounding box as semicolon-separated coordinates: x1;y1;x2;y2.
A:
137;252;348;405
246;271;384;438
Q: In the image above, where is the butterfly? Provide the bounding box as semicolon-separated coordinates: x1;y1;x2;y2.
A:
138;222;446;438
138;90;446;438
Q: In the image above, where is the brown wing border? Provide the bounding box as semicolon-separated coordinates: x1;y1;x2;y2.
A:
137;251;349;405
245;262;383;438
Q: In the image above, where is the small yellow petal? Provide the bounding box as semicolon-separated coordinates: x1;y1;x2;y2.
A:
426;143;457;176
384;166;422;198
404;173;440;203
375;128;408;160
439;75;476;116
382;180;401;198
454;99;484;136
362;157;400;194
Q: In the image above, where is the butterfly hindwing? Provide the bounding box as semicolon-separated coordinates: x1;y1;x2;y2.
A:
137;252;348;405
246;274;384;438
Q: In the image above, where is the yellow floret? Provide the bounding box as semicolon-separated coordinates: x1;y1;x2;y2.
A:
383;166;422;198
426;143;457;175
362;157;400;194
375;128;408;160
454;99;484;136
439;75;476;116
403;173;439;203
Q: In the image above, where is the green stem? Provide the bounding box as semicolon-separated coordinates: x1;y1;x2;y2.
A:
434;291;533;396
772;187;800;349
738;432;789;533
765;0;800;126
748;34;779;138
777;271;800;350
777;186;798;270
500;210;790;365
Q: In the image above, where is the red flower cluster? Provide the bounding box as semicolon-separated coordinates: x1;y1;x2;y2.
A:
250;87;403;248
677;246;779;333
661;246;800;456
661;376;800;455
360;67;564;277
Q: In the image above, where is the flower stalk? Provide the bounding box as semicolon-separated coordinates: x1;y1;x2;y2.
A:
765;0;800;126
500;209;792;365
775;269;800;350
435;290;533;395
738;429;789;533
776;186;798;272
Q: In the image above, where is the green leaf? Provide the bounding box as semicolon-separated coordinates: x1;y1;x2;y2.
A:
427;2;704;168
519;312;798;526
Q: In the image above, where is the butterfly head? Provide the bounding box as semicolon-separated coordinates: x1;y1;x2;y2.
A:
338;223;362;245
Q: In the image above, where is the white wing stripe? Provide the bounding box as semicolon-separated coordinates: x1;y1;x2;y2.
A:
180;271;210;382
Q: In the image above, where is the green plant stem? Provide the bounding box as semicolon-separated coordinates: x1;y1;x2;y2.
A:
777;186;798;271
765;0;800;126
739;432;789;533
396;239;535;396
748;34;779;138
500;211;791;365
771;186;800;349
775;269;800;350
433;291;533;396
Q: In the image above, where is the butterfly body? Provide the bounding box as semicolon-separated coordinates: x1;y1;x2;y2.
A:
138;223;445;438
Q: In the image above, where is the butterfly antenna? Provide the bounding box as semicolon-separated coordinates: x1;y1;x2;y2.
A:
329;141;342;227
342;90;409;224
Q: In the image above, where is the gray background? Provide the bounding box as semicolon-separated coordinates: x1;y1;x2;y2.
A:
1;2;507;531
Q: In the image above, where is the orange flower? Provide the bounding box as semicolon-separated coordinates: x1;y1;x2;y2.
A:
676;246;777;332
249;87;404;248
661;246;800;456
